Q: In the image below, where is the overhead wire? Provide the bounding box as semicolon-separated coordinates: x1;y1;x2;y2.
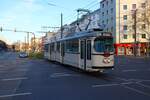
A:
63;0;100;24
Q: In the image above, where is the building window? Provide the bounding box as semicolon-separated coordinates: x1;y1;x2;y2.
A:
102;3;104;8
107;19;109;24
106;1;109;6
123;25;128;30
102;12;104;16
141;3;146;8
141;13;146;18
111;0;113;4
132;34;135;39
132;4;136;9
141;34;146;38
123;5;127;10
141;24;146;29
107;28;109;32
111;26;113;32
111;17;113;22
111;8;113;13
107;10;108;15
123;15;127;20
102;20;104;24
124;35;128;39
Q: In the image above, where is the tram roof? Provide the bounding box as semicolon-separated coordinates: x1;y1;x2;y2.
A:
58;29;112;42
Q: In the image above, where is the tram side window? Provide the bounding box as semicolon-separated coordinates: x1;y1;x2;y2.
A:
51;43;55;52
65;40;79;53
65;41;72;52
72;40;79;53
87;40;91;60
44;44;48;52
57;42;60;52
80;41;84;59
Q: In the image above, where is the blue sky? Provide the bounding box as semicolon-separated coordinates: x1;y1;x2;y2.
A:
0;0;100;44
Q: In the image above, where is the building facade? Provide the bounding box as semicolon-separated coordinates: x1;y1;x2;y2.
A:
100;0;150;55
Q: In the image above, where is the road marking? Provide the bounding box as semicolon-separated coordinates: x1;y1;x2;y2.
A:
122;85;150;97
121;82;134;85
122;69;137;72
50;72;71;78
0;92;32;98
1;77;28;81
114;77;128;81
50;72;79;78
92;82;134;88
92;83;119;87
137;79;150;82
52;72;67;75
136;82;150;89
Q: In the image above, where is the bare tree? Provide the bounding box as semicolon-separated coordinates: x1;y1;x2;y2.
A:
138;0;150;56
126;0;150;56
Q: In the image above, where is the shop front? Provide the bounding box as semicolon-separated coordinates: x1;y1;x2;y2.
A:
114;43;147;56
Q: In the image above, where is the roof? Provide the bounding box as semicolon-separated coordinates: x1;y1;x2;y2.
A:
58;29;112;41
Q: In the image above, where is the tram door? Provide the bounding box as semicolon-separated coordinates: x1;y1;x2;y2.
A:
80;40;92;70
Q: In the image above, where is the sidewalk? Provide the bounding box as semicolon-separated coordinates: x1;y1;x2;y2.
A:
115;54;150;58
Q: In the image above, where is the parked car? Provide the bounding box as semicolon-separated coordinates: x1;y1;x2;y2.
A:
19;52;28;58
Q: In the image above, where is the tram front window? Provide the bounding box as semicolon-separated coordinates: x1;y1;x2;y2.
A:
94;37;113;52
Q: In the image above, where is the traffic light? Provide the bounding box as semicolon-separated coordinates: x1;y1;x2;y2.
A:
0;27;2;32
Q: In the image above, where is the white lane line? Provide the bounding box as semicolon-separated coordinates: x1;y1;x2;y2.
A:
50;74;71;77
92;82;134;88
52;72;67;75
0;92;32;98
114;77;129;81
121;82;134;85
1;77;28;81
50;72;79;78
137;79;150;82
122;70;137;72
92;83;119;88
136;82;150;89
123;85;150;96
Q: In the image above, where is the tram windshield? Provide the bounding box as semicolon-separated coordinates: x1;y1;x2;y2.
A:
94;37;113;52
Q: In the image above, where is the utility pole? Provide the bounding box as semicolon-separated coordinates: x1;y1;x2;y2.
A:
61;13;63;39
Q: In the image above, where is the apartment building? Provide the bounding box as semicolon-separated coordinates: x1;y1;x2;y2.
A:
100;0;149;55
62;8;101;35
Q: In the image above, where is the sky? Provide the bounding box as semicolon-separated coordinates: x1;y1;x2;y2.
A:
0;0;100;44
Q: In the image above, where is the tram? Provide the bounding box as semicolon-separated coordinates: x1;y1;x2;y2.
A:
44;29;114;72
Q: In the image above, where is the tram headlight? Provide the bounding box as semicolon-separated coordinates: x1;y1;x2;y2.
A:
103;58;111;64
107;59;110;63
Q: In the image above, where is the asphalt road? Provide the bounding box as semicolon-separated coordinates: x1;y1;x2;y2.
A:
0;52;150;100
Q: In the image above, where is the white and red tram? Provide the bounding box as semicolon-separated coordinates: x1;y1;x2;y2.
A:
44;29;114;72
